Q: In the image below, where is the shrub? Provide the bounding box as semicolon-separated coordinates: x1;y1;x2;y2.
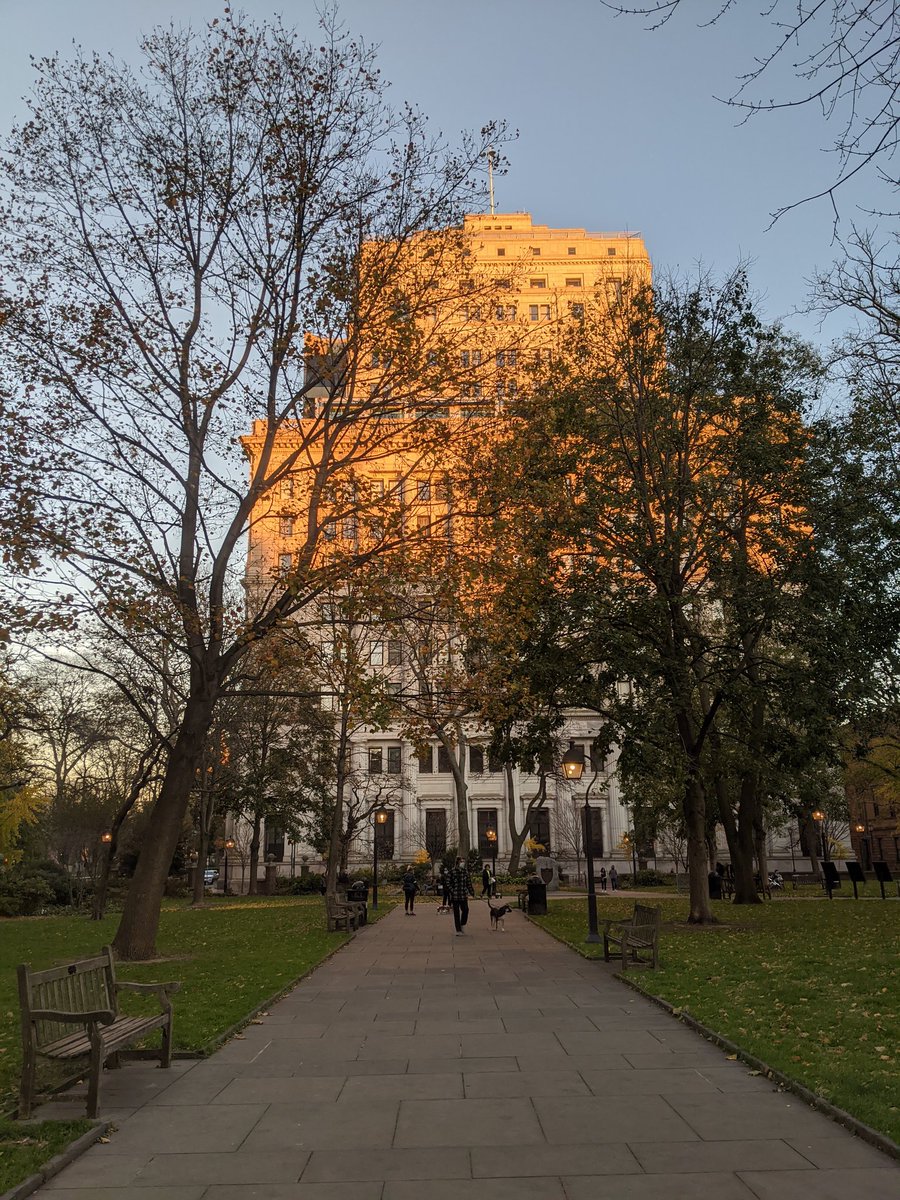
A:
276;875;326;896
633;869;670;888
0;869;56;916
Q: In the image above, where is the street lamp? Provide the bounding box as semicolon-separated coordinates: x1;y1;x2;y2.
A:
486;827;497;893
562;742;601;944
811;810;828;861
223;837;235;894
373;806;390;910
853;822;869;870
100;831;113;845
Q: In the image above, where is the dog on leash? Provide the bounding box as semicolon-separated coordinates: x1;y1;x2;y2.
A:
489;901;512;931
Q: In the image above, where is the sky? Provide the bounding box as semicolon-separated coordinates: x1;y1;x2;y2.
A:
0;0;884;350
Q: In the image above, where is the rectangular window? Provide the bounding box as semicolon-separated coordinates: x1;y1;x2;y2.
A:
581;807;604;857
565;277;582;288
531;246;541;256
507;349;517;368
460;350;470;367
417;479;431;501
386;745;402;774
426;351;437;366
416;514;431;535
264;823;285;862
477;808;499;856
530;278;546;289
529;305;539;322
606;279;622;304
507;380;517;398
387;640;402;665
469;745;484;774
567;246;577;256
571;303;584;319
376;811;395;859
418;746;433;773
496;351;506;368
323;520;336;541
437;744;453;773
369;640;384;666
496;247;506;256
425;809;447;857
368;747;383;774
472;350;482;366
342;517;357;540
371;351;380;367
279;516;294;538
278;553;292;574
607;247;617;256
529;809;551;855
385;681;402;697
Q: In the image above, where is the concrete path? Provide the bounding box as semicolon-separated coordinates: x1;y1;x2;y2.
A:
31;902;899;1199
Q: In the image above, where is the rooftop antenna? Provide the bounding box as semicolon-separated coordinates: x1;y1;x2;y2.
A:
487;147;496;216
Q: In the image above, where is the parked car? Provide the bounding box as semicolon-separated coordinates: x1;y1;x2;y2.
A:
203;868;219;886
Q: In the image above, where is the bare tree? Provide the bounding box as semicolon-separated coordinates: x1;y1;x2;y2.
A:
0;12;502;957
603;1;900;218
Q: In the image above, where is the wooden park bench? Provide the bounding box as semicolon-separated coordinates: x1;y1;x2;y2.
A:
602;902;662;971
326;896;359;932
18;945;180;1119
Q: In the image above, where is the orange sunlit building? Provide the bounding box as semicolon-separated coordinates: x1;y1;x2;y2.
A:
238;211;812;882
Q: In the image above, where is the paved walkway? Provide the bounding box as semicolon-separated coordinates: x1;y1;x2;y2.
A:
32;903;898;1199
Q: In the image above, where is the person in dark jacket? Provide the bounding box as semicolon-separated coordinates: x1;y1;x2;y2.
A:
401;866;418;915
446;857;474;935
481;864;492;898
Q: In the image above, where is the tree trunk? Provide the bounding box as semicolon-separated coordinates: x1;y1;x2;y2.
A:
113;695;213;959
92;763;150;921
504;765;524;875
682;769;715;923
325;713;350;899
801;809;821;878
247;811;262;895
754;820;769;900
442;730;469;858
192;817;210;906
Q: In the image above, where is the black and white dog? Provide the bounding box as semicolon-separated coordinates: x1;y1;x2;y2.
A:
489;901;512;932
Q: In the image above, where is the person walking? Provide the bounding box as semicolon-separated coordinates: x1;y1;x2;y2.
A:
447;856;474;935
599;866;607;893
438;864;451;914
481;863;492;899
401;866;418;915
609;864;619;891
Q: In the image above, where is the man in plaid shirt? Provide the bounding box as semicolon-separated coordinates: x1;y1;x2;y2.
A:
446;857;474;935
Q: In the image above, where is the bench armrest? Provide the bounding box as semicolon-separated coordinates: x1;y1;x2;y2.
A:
626;924;659;939
31;1008;116;1025
116;981;181;1009
602;920;632;934
116;981;181;995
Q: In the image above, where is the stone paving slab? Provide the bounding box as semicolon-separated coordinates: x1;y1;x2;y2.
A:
29;901;899;1199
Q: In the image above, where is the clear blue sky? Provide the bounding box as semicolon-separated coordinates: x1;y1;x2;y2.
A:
1;0;880;348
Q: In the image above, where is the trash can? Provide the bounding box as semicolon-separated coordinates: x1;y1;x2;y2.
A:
526;876;548;916
708;871;723;901
347;880;368;925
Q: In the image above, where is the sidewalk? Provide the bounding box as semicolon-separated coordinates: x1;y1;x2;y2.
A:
30;901;898;1199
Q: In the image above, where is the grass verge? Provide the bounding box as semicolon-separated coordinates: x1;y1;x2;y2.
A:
0;894;391;1191
534;894;900;1145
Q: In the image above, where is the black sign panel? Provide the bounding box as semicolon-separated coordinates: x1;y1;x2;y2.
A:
873;861;894;883
845;861;866;884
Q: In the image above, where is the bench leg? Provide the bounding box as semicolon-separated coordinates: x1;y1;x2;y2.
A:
161;1013;173;1069
87;1037;104;1119
19;1045;36;1119
107;1051;122;1069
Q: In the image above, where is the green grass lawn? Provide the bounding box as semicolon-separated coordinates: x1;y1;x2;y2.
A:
0;1119;94;1192
534;894;900;1145
0;894;381;1188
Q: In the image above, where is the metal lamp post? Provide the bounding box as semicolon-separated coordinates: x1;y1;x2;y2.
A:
373;806;389;910
223;837;235;895
486;827;497;893
562;742;601;944
811;811;831;899
853;822;869;870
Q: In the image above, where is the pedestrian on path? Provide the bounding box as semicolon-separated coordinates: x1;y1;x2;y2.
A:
438;864;451;913
599;866;607;892
447;856;474;934
609;864;619;891
401;866;418;915
481;863;492;898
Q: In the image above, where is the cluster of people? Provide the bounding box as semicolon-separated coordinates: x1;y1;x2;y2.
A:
598;865;619;892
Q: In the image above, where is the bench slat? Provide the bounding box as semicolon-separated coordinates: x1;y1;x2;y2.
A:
41;1014;169;1060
